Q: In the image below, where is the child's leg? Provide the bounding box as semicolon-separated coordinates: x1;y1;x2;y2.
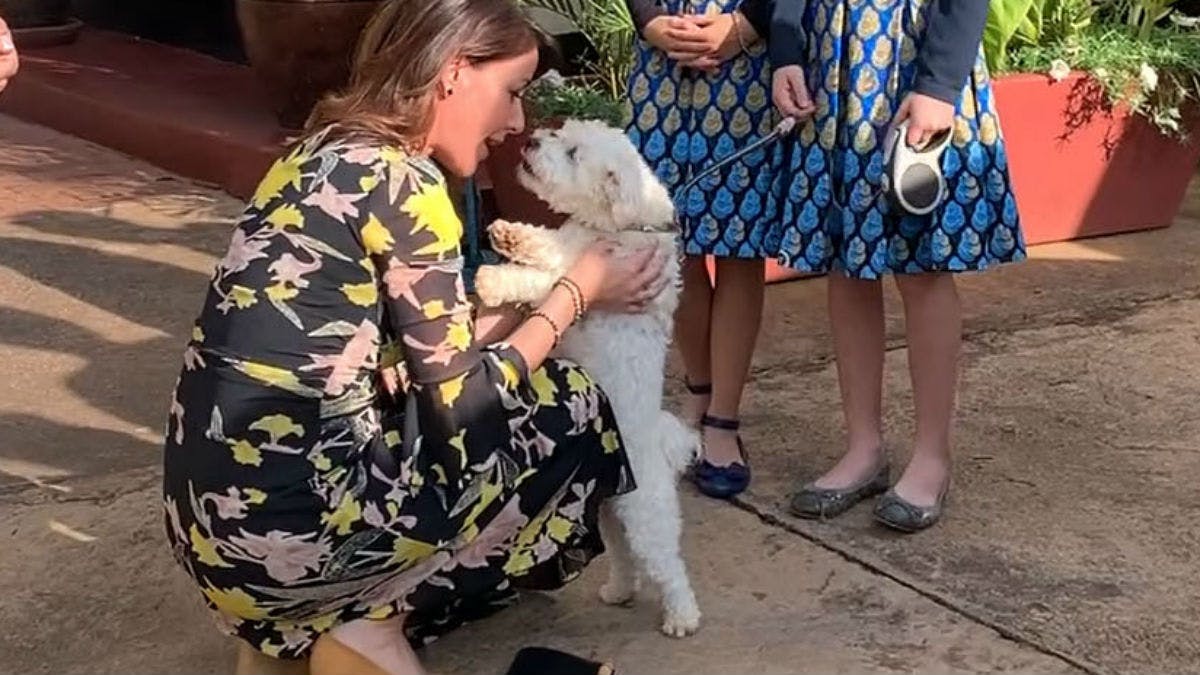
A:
675;255;714;424
703;257;765;466
893;272;960;505
815;273;887;488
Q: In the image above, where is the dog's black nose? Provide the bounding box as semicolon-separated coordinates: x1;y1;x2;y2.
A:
526;137;540;151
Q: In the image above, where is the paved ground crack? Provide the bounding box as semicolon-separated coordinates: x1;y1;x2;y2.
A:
730;496;1110;675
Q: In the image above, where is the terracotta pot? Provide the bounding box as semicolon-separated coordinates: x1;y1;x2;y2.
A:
483;121;569;228
234;0;380;129
0;0;79;46
993;72;1200;245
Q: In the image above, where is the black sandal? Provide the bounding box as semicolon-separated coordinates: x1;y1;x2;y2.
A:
505;647;615;675
691;414;751;500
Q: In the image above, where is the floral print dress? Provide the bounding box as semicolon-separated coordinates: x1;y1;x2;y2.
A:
163;128;635;658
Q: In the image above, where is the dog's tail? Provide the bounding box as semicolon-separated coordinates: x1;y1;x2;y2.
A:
657;410;701;476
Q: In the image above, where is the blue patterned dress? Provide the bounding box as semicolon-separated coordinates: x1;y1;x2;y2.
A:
767;0;1026;278
625;0;778;259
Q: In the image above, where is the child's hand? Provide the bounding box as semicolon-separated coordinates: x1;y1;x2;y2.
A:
772;65;815;119
892;93;954;149
644;16;710;62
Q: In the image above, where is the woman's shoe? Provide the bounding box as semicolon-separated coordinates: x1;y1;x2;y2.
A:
873;480;949;533
505;647;614;675
789;462;890;520
692;414;750;500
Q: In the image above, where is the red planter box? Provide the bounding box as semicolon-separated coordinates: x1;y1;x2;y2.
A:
993;72;1200;246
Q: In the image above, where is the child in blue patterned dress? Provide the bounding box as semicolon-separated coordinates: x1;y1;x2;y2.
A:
769;0;1026;530
624;0;776;500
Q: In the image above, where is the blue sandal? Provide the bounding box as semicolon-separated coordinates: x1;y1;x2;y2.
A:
692;414;751;500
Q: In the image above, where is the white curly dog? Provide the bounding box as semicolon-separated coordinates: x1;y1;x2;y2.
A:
473;119;702;637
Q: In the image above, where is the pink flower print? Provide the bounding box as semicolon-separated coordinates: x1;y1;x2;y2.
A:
455;496;528;569
301;181;364;223
227;528;332;584
301;320;380;396
382;258;431;309
219;228;270;274
207;486;250;520
269;252;322;288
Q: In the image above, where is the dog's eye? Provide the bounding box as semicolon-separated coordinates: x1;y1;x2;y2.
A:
566;147;578;161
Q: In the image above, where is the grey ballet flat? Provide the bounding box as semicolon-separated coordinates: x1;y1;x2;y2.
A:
789;463;891;520
873;484;949;533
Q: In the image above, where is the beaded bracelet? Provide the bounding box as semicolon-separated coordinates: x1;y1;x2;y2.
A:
527;310;562;348
554;277;588;321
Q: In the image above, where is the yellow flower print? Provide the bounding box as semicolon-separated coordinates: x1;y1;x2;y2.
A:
499;359;520;391
249;414;305;444
322;492;363;535
440;373;467;407
601;430;621;454
364;605;395;621
192;325;205;342
229;285;257;309
360;214;395;255
251;155;303;210
259;640;284;659
530;367;558;406
359;173;381;193
565;367;592;394
236;361;323;397
229;439;263;466
401;184;462;258
449;430;467;471
391;535;438;567
341;281;378;307
203;583;269;620
446;316;471;352
265;204;305;230
265;282;299;302
422;299;448;319
310;452;332;472
190;524;233;568
546;515;573;543
243;488;267;505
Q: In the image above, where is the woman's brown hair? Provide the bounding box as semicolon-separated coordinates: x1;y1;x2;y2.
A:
306;0;541;148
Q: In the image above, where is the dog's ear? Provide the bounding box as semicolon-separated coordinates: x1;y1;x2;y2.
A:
603;165;675;229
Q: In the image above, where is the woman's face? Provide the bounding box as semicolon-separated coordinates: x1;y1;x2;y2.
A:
426;47;539;177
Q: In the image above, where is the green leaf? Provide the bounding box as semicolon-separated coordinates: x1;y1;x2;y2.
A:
985;0;1039;70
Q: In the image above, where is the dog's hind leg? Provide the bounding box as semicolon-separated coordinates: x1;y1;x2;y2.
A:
598;501;638;606
614;486;700;637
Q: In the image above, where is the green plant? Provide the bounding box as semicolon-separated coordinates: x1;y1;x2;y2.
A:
984;0;1095;71
1009;25;1200;135
523;77;626;126
520;0;636;100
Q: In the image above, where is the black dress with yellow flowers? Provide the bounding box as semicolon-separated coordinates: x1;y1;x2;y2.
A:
163;128;634;658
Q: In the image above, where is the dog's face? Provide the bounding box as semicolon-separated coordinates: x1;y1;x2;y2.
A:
518;119;675;233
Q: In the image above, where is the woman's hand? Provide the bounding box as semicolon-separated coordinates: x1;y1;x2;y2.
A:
772;65;815;119
892;93;955;149
0;18;18;95
567;241;671;314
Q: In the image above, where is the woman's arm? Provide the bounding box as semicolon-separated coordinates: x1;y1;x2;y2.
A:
912;0;989;104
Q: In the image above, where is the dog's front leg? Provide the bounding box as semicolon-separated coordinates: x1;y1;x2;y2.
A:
487;219;569;271
473;263;560;308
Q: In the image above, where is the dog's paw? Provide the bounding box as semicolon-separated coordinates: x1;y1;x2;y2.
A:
486;219;529;260
598;581;637;607
487;219;558;269
472;265;505;307
660;602;701;638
